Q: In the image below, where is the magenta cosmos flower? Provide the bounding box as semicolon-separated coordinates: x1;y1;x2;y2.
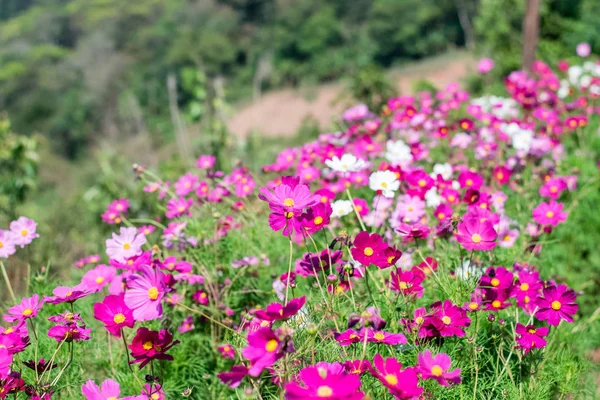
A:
218;365;248;388
218;344;235;360
82;378;144;400
165;197;193;219
0;230;17;259
536;284;578;326
417;350;461;386
106;227;146;263
9;217;39;248
242;327;283;377
94;294;135;337
390;269;424;298
431;300;471;337
196;154;216;169
81;264;116;292
48;323;91;343
366;330;407;345
124;266;167;321
285;362;365;400
370;354;422;399
532;201;567;226
455;216;497;251
44;284;91;305
515;323;549;353
255;297;306;322
129;327;179;369
4;294;43;323
351;231;388;267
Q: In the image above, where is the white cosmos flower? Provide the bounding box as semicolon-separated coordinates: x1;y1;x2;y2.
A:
331;200;354;218
369;170;400;198
325;153;366;173
431;163;452;180
385;140;412;165
425;187;442;208
511;129;534;152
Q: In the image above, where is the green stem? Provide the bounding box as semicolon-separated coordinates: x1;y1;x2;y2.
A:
0;260;16;303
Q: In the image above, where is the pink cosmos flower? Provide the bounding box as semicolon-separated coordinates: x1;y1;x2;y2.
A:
458;171;483;190
431;300;471;337
389;269;424;298
106;227;146;263
218;344;235;360
44;285;91;305
129;328;179;369
82;265;116;292
218;365;248;388
93;294;135;337
159;256;192;273
285;362;365;400
174;173;199;196
344;360;371;375
515;323;549;353
417;350;461;386
0;348;13;379
178;315;194;334
48;323;91;343
196;154;216;169
138;225;155;236
124;266;167;321
334;329;363;346
395;223;431;241
455;216;497;251
576;42;591;57
370;354;423;399
366;330;407;345
539;178;567;199
82;378;144;400
536;284;578;326
140;384;166;400
0;230;17;259
255;297;306;322
351;231;388;267
48;311;83;326
242;327;283;377
477;58;494;74
4;295;43;323
165;197;193;219
532;201;567;226
9;217;39;248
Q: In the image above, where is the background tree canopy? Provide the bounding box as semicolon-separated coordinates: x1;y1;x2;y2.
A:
0;0;597;159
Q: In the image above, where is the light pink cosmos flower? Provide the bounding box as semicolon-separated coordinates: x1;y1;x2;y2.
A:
82;378;144;400
106;227;146;263
81;264;117;292
576;42;591;57
4;294;43;323
124;266;167;321
174;173;199;197
477;58;494;74
44;284;91;305
0;230;17;259
196;154;216;169
417;350;461;386
9;217;39;248
165;197;193;219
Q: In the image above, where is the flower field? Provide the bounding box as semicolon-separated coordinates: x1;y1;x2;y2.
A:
1;55;600;399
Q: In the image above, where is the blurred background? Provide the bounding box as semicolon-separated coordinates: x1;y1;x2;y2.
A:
0;0;598;279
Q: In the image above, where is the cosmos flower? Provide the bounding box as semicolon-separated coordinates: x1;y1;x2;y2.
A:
417;350;461;386
124;266;167;321
369;170;400;198
81;378;143;400
196;155;216;169
81;265;117;292
129;328;179;369
9;217;39;248
536;284;578;326
242;327;283;377
455;216;497;251
351;231;388;268
93;294;135;337
0;231;17;259
532;201;567;226
218;344;235;360
106;227;147;263
254;297;306;322
217;365;248;389
48;323;91;343
4;295;43;323
370;354;422;399
325;154;366;174
515;323;549;353
285;362;365;400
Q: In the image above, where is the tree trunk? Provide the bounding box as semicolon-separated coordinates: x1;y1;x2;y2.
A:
454;0;476;50
522;0;541;72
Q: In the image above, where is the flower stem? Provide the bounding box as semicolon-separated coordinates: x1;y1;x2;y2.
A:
345;188;367;231
0;260;16;303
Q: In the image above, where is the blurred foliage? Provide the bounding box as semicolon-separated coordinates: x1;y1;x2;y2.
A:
0;118;39;219
347;64;397;112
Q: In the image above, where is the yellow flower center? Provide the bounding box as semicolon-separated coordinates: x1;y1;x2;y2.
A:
95;277;105;284
399;281;408;290
223;346;230;353
550;186;557;193
363;247;374;256
385;374;398;385
265;339;278;352
545;211;555;218
387;256;395;264
438;213;445;220
524;296;531;304
148;287;159;300
20;229;28;237
381;182;388;188
0;242;3;249
471;234;482;243
528;328;537;334
431;365;444;377
317;386;333;397
551;301;561;311
491;278;500;287
349;334;359;340
314;216;324;225
497;172;504;180
520;283;529;291
415;316;424;325
374;332;385;341
177;206;185;212
418;179;426;187
466;179;473;186
65;291;72;296
108;397;118;400
22;308;33;316
283;198;295;207
113;313;126;324
123;243;131;250
492;300;501;308
151;394;160;400
469;302;479;310
285;211;294;219
143;341;153;350
442;316;451;325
